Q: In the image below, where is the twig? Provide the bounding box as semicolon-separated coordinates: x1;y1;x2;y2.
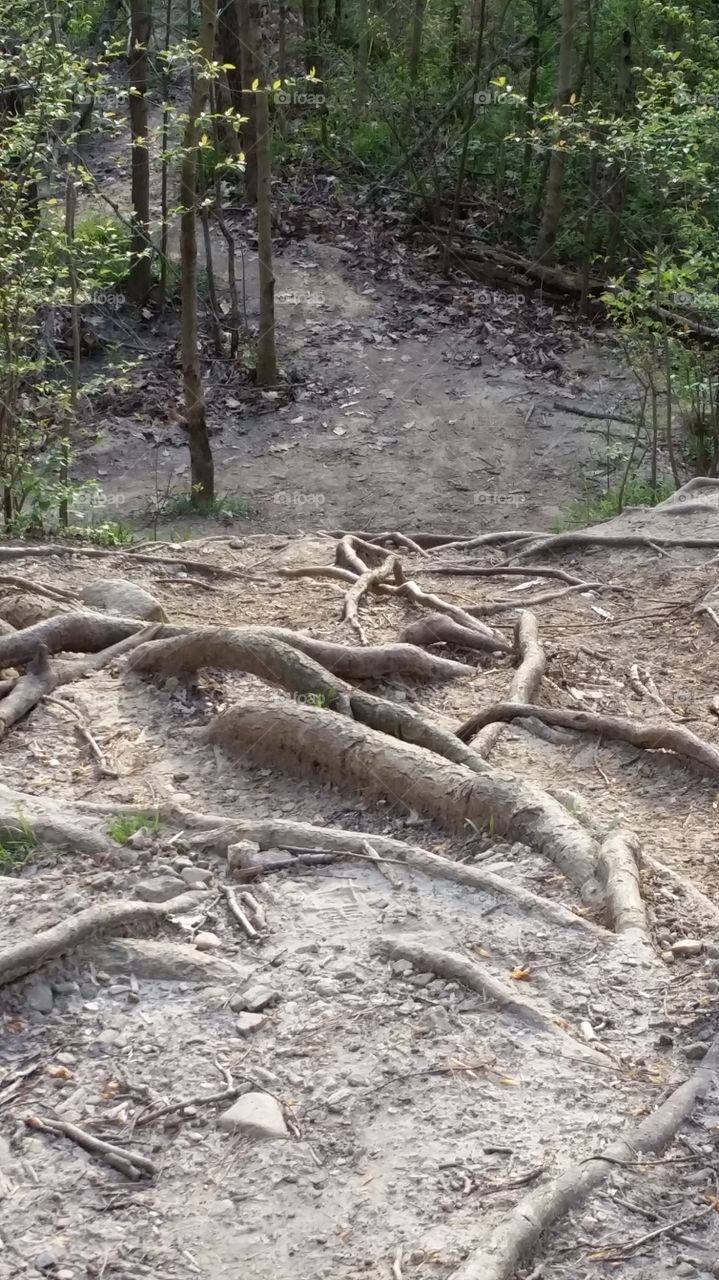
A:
590;1206;712;1260
135;1084;246;1128
221;883;258;938
237;890;267;931
26;1115;155;1180
45;695;118;778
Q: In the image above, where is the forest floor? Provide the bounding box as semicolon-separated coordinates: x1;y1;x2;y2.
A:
1;489;719;1280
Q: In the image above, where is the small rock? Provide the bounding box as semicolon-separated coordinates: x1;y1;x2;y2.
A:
181;866;212;887
315;978;340;998
239;984;278;1012
676;1264;696;1277
685;1041;709;1061
97;1027;122;1046
27;983;54;1014
236;1012;265;1034
79;578;166;621
227;840;261;870
34;1249;56;1270
657;1032;674;1048
410;972;435;988
672;939;704;958
126;829;152;850
391;959;413;977
134;875;187;903
194;931;221;952
218;1091;288;1139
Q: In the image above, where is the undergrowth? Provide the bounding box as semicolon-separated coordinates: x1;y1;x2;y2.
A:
108;812;160;844
553;475;674;531
0;815;37;875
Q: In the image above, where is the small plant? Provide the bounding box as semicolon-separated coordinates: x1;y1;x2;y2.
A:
553;475;673;532
72;521;135;547
155;490;253;522
108;812;160;844
0;815;37;875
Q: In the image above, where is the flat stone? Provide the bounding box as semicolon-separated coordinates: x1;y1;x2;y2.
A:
79;579;166;621
315;978;340;998
181;866;213;887
194;931;221;952
34;1249;57;1270
685;1041;709;1061
236;1012;266;1034
391;959;413;977
134;875;187;903
410;972;435;988
239;984;278;1012
218;1091;288;1139
27;983;54;1014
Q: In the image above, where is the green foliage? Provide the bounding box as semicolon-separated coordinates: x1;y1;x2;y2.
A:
0;815;36;875
72;214;131;291
108;812;160;844
158;491;253;520
554;475;674;532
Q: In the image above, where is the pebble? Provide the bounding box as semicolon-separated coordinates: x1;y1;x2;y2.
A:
238;984;278;1012
226;840;261;870
218;1091;288;1139
181;866;213;887
391;959;413;977
236;1012;265;1034
27;983;54;1014
676;1264;696;1277
194;931;221;951
134;875;188;903
315;977;340;998
685;1041;709;1060
34;1249;56;1270
410;972;435;988
672;939;703;958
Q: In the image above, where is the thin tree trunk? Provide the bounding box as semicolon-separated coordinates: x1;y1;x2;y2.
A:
534;0;576;265
449;0;462;72
519;31;540;193
442;0;487;272
357;0;369;106
254;89;277;387
302;0;317;75
605;27;632;274
128;0;152;306
334;0;341;36
409;0;425;82
159;0;172;307
201;207;223;356
180;0;218;509
237;0;259;205
61;172;80;529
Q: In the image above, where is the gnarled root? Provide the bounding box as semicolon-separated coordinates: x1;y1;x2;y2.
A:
470;612;545;759
449;1032;719;1280
399;613;512;656
207;699;605;910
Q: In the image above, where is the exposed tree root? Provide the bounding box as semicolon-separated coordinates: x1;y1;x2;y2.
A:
207;700;606;909
0;542;248;580
0;892;203;987
210;817;607;937
0;611;175;667
376;939;609;1064
127;625;472;684
642;853;719;930
471;613;545;759
0;784;118;860
399;614;513;655
449;1031;719;1280
0;575;78;603
597;830;653;950
329;530;540;551
279;564;359;585
342;553;400;643
418;564;602;587
456;700;719;779
509;530;719;563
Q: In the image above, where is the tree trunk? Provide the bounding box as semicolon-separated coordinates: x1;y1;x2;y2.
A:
237;0;260;204
605;27;632;274
180;0;218;509
534;0;576;265
356;0;369;106
302;0;317;75
442;0;487;271
158;0;172;308
408;0;425;82
254;89;277;387
128;0;152;306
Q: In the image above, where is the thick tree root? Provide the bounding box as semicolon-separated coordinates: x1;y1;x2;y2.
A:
449;1031;719;1280
598;830;653;950
509;530;719;563
0;784;119;859
328;529;540;551
0;575;78;603
419;564;616;588
126;626;472;683
207;700;606;909
0;892;203;987
399;614;513;655
0;612;180;667
456;700;719;779
376;939;609;1064
471;613;545;759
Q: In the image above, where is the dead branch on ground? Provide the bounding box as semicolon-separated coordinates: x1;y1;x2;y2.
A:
448;1032;719;1280
26;1115;155;1180
456;701;719;779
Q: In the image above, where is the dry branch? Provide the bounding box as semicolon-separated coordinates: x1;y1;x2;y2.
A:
26;1115;156;1180
343;553;399;643
0;575;77;602
208;700;605;909
377;939;608;1063
456;701;719;779
0;892;203;987
449;1032;719;1280
471;613;545;759
399;613;513;655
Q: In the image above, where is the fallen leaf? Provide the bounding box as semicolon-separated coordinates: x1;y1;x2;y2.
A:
47;1065;72;1080
510;967;530;981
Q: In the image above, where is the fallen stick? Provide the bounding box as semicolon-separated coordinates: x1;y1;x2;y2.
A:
342;553;399;644
45;695;118;779
471;613;545;759
208;700;606;909
221;883;259;938
376;939;608;1064
448;1032;719;1280
552;399;635;426
399;614;513;655
0;892;203;987
455;701;719;779
232;852;338;879
593;1206;712;1262
26;1115;155;1180
0;575;78;602
135;1084;247;1128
